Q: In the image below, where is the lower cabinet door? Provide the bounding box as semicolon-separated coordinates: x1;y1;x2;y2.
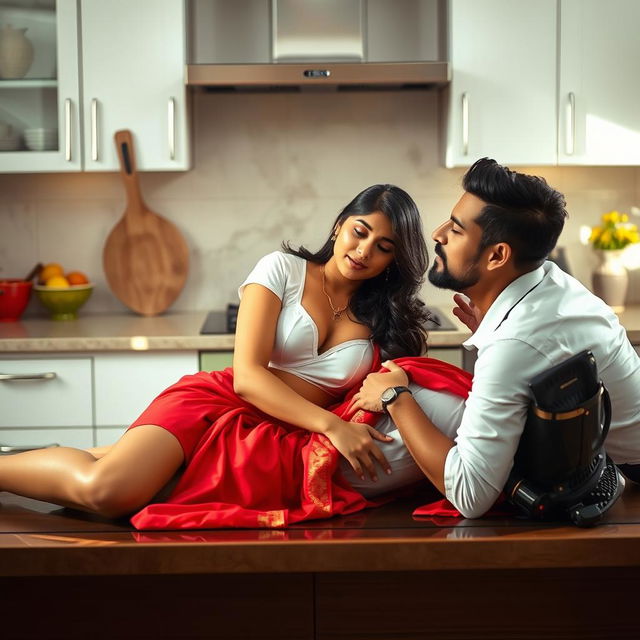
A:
0;357;93;428
94;352;198;428
0;428;93;453
199;351;233;371
95;426;127;447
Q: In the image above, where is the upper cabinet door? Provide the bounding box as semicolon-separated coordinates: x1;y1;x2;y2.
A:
445;0;557;168
81;0;190;171
0;0;81;172
558;0;640;165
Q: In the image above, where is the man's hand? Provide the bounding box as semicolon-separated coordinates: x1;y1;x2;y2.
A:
349;360;409;413
452;293;482;332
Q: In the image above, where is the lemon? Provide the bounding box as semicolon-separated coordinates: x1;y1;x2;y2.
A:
39;263;64;284
46;275;70;288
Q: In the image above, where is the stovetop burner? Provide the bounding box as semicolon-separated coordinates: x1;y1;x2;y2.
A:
200;305;455;335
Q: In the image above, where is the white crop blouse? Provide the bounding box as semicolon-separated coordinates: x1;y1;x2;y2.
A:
238;251;374;396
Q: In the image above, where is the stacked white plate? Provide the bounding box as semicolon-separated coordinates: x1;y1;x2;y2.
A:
24;128;58;151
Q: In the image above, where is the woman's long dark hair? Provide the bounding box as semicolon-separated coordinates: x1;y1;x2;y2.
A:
283;184;429;358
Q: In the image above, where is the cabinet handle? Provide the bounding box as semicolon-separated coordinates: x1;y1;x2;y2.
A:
461;92;469;156
91;98;99;161
168;97;176;160
0;372;57;381
64;98;72;162
566;92;576;155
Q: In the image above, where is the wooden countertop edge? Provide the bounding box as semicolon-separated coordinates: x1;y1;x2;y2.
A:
3;529;640;576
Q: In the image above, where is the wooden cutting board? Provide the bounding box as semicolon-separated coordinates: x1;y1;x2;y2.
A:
103;130;189;316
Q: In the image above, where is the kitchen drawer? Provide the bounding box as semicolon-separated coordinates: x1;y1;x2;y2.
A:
0;428;93;452
94;352;198;427
0;357;93;428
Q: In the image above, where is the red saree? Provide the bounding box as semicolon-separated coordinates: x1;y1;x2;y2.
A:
130;357;473;530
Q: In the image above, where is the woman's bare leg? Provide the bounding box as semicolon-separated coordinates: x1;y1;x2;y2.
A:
85;445;114;460
0;425;183;517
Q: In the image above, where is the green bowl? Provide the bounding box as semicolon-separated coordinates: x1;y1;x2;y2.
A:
34;284;93;321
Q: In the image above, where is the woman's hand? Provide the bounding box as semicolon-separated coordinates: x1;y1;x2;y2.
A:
452;293;482;333
349;361;409;413
324;417;392;481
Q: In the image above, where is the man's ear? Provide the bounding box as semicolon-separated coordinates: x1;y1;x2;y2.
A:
485;242;512;271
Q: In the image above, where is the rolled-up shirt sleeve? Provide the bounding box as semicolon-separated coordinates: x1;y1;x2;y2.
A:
444;339;552;518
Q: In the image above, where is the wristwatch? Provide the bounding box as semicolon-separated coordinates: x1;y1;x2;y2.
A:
380;386;412;413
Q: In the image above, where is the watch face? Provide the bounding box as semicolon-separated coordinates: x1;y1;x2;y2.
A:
381;387;396;404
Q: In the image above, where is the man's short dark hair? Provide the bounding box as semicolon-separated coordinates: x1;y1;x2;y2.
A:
463;158;568;269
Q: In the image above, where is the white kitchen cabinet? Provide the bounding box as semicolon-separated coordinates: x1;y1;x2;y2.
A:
93;351;198;445
0;0;189;173
0;0;82;172
445;0;557;168
558;0;640;165
0;351;197;451
81;0;190;171
0;356;93;449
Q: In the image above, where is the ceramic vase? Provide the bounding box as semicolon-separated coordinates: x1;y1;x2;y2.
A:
0;25;34;79
592;250;628;313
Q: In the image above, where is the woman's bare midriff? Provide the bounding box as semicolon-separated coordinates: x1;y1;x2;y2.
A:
269;366;339;408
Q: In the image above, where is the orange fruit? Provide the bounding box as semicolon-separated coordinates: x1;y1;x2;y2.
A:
39;263;64;284
67;271;89;285
45;275;70;288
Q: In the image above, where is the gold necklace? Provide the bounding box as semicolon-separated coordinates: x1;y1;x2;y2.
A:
321;267;350;321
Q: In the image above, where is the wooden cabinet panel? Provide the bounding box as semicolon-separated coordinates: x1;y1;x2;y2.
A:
315;568;640;639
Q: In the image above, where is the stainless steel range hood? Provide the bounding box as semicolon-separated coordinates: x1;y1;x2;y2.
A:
187;0;449;90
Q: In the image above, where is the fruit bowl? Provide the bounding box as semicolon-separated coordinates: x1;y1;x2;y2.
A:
0;279;32;321
34;283;93;320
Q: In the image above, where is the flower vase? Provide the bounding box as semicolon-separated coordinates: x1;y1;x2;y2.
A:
0;25;34;79
592;250;628;313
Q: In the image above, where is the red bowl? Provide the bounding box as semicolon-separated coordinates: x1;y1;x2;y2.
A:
0;279;33;321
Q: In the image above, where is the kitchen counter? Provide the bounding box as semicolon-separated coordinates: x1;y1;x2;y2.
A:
0;307;471;353
2;486;640;639
1;305;639;354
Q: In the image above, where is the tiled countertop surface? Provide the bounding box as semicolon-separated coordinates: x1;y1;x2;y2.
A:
1;305;639;353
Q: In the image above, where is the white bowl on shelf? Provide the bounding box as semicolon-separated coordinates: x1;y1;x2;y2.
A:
24;127;58;151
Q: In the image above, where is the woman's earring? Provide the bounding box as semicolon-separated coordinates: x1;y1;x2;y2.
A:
385;267;390;282
330;233;337;242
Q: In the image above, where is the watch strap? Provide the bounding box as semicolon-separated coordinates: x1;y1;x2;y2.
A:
382;386;412;413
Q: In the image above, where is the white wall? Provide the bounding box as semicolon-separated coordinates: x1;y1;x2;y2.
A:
1;90;639;318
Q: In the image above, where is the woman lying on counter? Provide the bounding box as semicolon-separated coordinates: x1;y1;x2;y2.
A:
0;184;472;529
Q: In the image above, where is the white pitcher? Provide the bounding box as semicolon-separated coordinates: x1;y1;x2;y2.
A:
0;25;34;79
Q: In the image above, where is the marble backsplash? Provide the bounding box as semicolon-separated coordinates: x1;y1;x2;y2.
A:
1;89;639;319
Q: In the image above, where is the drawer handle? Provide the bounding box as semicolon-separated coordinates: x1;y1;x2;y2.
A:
0;372;57;381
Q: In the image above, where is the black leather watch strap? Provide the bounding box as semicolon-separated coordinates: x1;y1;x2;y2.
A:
381;386;412;414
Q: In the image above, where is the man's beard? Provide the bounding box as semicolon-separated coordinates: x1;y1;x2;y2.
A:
428;243;480;291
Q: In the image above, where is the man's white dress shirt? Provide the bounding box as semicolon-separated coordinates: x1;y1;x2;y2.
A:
444;261;640;518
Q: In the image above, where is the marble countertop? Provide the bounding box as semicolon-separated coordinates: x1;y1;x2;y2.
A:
0;307;469;353
1;305;639;354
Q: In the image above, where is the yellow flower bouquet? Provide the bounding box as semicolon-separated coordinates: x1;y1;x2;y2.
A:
589;211;639;251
